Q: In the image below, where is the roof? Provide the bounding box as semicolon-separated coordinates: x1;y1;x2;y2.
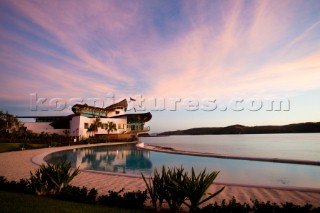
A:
104;99;128;111
71;99;128;115
18;99;152;123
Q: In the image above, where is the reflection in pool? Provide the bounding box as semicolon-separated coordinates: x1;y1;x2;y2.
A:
44;143;320;189
45;144;153;176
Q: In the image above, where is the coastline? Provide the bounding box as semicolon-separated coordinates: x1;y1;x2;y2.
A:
0;143;319;207
136;143;320;166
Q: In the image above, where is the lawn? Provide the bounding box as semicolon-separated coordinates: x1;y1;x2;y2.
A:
0;143;21;153
0;191;148;213
0;143;48;153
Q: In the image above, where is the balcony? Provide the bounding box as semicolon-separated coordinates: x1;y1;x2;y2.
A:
126;125;150;135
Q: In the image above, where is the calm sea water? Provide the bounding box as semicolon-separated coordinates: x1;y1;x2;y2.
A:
45;134;320;189
141;134;320;161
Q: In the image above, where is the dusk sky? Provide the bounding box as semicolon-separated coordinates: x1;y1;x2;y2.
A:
1;0;320;133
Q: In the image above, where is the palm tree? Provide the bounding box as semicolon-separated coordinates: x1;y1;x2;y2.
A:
105;121;117;134
104;121;117;141
91;117;102;136
87;124;94;138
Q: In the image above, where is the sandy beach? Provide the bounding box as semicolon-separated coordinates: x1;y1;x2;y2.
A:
0;144;319;208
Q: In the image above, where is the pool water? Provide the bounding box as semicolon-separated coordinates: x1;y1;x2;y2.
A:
45;141;320;189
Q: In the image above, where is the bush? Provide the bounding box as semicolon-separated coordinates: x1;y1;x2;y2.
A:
175;168;224;212
199;197;320;213
200;197;251;213
28;161;80;195
98;189;124;207
58;185;97;204
142;166;186;212
98;188;147;209
142;166;224;212
122;190;148;209
0;176;31;194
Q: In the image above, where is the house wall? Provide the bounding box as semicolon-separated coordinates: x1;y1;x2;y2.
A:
99;117;127;134
70;115;128;139
70;116;90;139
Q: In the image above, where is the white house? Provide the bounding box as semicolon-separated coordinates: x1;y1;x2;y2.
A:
22;99;152;140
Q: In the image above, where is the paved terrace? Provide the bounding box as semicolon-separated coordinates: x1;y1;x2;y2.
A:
0;143;319;207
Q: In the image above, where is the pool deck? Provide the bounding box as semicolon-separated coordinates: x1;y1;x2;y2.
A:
0;143;319;207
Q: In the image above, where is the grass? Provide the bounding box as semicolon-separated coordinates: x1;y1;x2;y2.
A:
0;191;148;213
0;143;21;153
0;143;48;153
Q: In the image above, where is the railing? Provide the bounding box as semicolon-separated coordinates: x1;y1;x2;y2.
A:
143;126;150;131
126;126;150;135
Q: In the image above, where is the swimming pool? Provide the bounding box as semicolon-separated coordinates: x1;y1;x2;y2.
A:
44;142;320;189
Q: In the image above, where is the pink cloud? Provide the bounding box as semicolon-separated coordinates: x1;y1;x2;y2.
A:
1;0;320;107
8;0;140;84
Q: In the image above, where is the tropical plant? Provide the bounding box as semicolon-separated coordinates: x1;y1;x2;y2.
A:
103;121;117;141
29;161;80;195
0;111;20;133
87;124;94;138
0;111;25;142
91;117;102;136
104;121;117;134
142;166;186;212
142;166;224;212
141;172;159;211
163;166;186;212
173;167;224;212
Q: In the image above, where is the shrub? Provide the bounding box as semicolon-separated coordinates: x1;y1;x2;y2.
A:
28;161;80;195
142;166;224;212
163;166;186;212
58;185;97;204
0;176;31;193
98;189;124;207
142;172;158;211
98;188;147;209
174;168;224;212
122;190;147;209
142;166;186;212
201;197;251;213
200;198;320;213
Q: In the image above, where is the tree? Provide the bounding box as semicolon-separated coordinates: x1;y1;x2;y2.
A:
63;129;71;145
104;121;117;141
105;121;117;135
91;117;102;136
87;124;94;138
0;111;22;140
63;129;70;138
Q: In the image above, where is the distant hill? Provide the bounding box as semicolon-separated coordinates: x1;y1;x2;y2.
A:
158;122;320;136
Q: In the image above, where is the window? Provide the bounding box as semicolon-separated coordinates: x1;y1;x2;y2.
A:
84;123;89;129
118;123;124;129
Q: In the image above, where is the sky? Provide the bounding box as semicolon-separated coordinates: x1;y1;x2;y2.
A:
0;0;320;133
